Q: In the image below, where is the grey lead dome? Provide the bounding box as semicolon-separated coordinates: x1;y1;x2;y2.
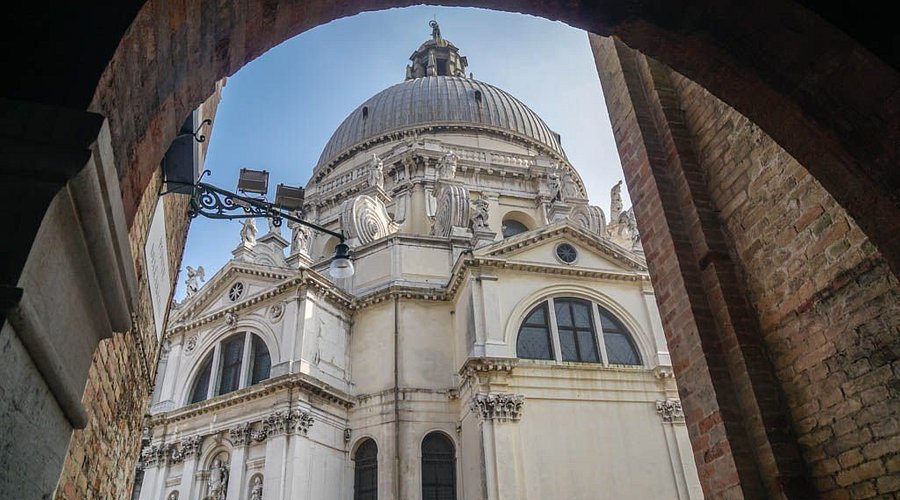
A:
317;76;566;168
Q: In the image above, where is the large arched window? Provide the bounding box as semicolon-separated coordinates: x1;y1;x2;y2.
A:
188;332;271;404
353;439;378;500
515;298;642;366
421;433;456;500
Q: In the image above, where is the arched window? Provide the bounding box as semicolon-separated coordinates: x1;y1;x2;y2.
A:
187;332;272;404
501;219;529;238
515;302;553;360
515;297;642;366
353;439;378;500
422;433;456;500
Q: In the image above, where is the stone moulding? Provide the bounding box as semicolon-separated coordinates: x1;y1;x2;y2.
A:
656;398;684;423
471;393;525;422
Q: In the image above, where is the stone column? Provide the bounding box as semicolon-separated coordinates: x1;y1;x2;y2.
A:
262;433;288;500
471;393;525;500
226;426;250;500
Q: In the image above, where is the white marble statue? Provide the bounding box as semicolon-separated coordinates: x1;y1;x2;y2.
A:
437;151;458;180
562;169;579;200
240;218;258;247
249;476;263;500
369;154;384;190
610;180;624;223
470;198;490;230
547;171;562;202
207;459;229;500
288;217;312;255
184;266;205;297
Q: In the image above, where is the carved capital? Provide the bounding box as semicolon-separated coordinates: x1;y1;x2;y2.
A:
141;444;169;469
471;393;525;422
262;408;314;437
169;435;203;463
230;422;254;446
656;399;684;423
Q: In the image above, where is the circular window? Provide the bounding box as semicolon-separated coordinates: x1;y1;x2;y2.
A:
555;243;578;264
228;282;245;301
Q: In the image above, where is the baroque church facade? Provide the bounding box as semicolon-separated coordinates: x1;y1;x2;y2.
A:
139;24;702;500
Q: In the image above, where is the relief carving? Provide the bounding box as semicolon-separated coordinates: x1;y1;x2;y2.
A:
471;393;525;422
432;182;470;237
656;399;684;423
340;194;395;245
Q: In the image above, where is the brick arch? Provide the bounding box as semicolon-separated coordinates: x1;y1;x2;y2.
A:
93;0;899;278
47;2;898;499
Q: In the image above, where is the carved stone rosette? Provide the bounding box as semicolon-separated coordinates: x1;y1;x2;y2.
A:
432;181;470;237
340;194;395;245
471;393;525;422
656;399;684;423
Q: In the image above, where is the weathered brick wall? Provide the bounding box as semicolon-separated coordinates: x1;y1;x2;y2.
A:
54;89;221;499
671;74;900;498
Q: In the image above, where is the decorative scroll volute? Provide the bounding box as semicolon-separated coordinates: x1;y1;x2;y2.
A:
340;194;395;245
432;181;471;238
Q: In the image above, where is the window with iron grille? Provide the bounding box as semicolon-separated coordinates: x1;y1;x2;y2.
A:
354;439;378;500
421;433;456;500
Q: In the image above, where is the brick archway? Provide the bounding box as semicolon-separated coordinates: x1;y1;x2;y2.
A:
4;1;897;499
95;0;899;278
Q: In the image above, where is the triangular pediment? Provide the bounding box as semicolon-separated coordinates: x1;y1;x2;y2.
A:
474;221;647;274
169;260;298;324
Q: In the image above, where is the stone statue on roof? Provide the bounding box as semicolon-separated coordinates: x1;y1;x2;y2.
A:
240;218;257;247
184;266;205;297
430;20;442;41
369;153;384;190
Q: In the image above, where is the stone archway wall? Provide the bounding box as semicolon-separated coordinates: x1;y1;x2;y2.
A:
29;1;897;499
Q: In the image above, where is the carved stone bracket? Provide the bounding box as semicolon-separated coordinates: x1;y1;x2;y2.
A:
656;398;684;423
471;393;525;422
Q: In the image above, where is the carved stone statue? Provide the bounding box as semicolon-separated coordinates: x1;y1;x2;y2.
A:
207;459;229;500
368;154;384;190
430;19;442;41
240;218;257;247
184;266;205;297
610;180;624;223
437;151;458;180
547;172;562;202
288;217;311;255
561;169;579;200
249;476;263;500
470;198;490;230
266;216;281;236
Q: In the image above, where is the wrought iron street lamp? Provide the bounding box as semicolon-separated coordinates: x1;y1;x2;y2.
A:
162;162;353;278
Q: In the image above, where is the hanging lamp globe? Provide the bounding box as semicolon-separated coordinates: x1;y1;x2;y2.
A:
329;243;355;278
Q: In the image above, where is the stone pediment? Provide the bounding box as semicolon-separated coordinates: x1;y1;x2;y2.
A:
474;221;647;274
169;260;296;325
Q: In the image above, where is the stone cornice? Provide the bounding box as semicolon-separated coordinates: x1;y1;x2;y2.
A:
149;372;355;425
313;123;570;184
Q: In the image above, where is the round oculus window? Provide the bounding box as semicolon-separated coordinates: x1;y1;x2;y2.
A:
228;282;245;301
555;243;578;264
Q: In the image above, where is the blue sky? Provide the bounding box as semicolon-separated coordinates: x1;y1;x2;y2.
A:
175;6;629;298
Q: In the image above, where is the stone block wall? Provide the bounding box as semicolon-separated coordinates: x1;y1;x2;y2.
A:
671;74;900;498
53;89;221;499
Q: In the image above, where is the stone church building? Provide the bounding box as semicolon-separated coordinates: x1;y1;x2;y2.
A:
138;25;702;500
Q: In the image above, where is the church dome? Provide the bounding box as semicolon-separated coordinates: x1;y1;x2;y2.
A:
316;76;566;169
